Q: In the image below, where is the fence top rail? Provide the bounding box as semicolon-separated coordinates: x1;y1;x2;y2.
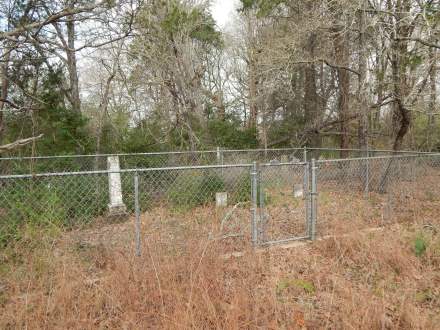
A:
315;152;440;164
306;147;433;154
0;147;430;161
0;163;256;180
0;147;305;161
0;160;309;179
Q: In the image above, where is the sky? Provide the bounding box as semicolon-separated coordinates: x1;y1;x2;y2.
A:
211;0;239;28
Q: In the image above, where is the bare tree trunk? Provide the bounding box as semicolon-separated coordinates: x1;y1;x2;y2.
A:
334;32;350;157
95;70;116;162
304;32;321;152
216;91;226;121
247;52;258;129
427;48;437;150
0;46;11;144
389;0;411;151
374;63;384;132
357;7;368;152
66;1;81;114
245;13;258;130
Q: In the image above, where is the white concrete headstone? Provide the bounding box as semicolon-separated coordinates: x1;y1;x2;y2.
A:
290;156;300;163
107;156;127;215
293;184;303;198
216;192;228;207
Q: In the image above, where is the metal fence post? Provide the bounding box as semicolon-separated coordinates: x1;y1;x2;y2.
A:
303;146;307;163
310;159;317;240
251;161;259;246
259;166;266;242
216;146;221;164
304;162;311;238
134;171;141;256
364;149;370;197
217;146;224;175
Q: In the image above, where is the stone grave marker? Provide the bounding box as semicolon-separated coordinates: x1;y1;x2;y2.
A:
107;156;127;216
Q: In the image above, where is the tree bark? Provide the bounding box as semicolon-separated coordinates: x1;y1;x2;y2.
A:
304;32;321;151
357;7;368;153
427;48;437;150
0;48;10;144
96;70;116;159
247;13;258;130
389;0;411;151
334;31;350;157
66;1;81;114
248;57;258;129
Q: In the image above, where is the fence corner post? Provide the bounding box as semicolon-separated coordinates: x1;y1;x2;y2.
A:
251;161;259;247
134;171;141;256
364;148;370;197
310;158;317;241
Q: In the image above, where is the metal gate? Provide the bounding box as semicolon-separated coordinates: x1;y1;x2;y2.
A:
251;161;316;246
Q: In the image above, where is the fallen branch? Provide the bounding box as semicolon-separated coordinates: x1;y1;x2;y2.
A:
268;114;359;147
0;134;43;154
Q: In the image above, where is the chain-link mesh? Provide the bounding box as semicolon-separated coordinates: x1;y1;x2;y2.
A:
2;153;440;251
0;164;254;252
0;172;123;245
314;154;440;238
257;162;309;245
133;165;253;254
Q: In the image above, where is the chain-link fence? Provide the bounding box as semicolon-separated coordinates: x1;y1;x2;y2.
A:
314;153;440;238
0;164;256;253
1;153;440;252
0;147;430;175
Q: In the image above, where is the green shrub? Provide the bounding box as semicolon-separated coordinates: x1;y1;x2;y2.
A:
167;171;225;209
120;171;164;212
60;175;109;226
0;175;110;246
414;233;428;257
0;182;66;245
230;173;268;206
230;174;252;203
276;278;315;296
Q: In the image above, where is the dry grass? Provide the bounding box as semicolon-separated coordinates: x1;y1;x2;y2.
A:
1;173;440;329
1;219;440;329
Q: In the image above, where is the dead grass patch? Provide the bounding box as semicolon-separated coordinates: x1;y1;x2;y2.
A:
2;172;440;328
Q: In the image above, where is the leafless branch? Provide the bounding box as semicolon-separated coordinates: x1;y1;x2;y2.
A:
0;134;43;154
0;1;105;40
395;37;440;50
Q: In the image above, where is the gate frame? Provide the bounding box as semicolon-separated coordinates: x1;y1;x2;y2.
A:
253;161;314;246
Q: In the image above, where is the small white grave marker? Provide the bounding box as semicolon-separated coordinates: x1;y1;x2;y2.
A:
216;192;228;207
290;156;300;163
293;184;303;198
107;156;127;215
